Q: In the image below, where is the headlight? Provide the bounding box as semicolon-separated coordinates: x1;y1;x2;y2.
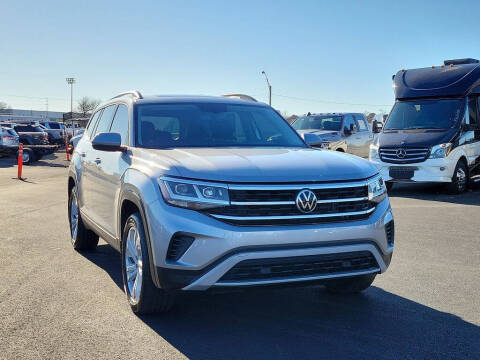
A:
429;143;452;159
369;144;379;160
367;175;386;203
321;142;330;148
159;177;229;209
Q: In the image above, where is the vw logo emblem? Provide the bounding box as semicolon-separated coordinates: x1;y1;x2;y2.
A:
396;149;407;159
296;189;317;213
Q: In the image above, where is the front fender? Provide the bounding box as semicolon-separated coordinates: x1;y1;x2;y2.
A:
118;169;163;288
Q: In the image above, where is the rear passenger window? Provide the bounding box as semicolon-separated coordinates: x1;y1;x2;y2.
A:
109;104;129;145
86;110;102;138
94;105;117;136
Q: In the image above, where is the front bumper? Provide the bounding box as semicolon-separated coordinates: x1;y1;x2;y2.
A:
145;196;394;290
370;157;456;183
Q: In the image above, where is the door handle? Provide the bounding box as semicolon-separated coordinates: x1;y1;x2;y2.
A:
355;137;361;139
79;152;86;157
94;158;101;164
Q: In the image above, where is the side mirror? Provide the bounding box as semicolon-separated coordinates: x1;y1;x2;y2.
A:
303;133;322;147
344;127;352;136
372;120;382;133
92;132;125;152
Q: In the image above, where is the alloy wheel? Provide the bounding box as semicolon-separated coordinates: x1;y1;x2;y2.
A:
70;192;79;240
125;225;143;304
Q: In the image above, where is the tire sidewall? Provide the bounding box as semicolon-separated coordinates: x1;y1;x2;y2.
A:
453;161;468;193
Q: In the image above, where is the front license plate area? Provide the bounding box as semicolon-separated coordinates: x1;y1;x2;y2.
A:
389;167;416;180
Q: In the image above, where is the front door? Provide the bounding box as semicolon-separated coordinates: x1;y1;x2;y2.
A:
90;104;130;238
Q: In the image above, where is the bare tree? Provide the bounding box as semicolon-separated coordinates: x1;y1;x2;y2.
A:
0;101;11;113
77;97;101;116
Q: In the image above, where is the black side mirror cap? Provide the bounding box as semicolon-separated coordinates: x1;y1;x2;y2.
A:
92;132;125;152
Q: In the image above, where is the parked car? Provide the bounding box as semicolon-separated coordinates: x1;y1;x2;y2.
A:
40;121;66;145
13;124;50;162
67;133;83;154
0;126;19;157
68;91;394;314
370;58;480;193
292;113;373;157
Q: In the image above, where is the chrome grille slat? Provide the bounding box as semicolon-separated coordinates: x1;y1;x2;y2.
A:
379;147;430;164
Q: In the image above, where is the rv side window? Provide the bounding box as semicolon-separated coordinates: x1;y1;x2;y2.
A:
468;97;477;126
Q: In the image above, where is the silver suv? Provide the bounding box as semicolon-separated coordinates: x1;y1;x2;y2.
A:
68;92;394;314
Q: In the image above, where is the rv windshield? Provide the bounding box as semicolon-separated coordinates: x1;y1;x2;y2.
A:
385;99;464;130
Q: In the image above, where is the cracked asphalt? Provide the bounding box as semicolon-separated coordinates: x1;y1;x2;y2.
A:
0;153;479;359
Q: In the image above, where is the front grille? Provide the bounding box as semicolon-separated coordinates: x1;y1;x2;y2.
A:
379;147;430;164
207;180;375;226
219;251;379;283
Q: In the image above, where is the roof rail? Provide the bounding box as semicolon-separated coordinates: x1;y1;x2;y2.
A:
222;94;258;102
110;90;143;100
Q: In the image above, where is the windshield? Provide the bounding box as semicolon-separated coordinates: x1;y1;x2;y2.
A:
385;99;464;130
134;103;306;148
292;115;343;131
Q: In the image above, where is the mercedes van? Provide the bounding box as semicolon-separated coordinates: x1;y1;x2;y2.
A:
370;58;480;193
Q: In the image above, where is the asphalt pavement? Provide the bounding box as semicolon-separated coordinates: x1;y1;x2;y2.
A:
0;154;479;359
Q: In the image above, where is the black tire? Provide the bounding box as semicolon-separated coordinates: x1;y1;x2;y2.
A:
324;273;376;294
386;181;394;192
17;148;35;165
121;213;175;314
447;160;468;194
68;186;99;251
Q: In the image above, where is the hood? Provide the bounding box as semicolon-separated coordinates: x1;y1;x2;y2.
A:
297;129;340;138
138;147;377;183
377;128;456;148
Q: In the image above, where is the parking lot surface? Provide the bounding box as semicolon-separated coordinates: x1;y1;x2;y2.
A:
0;154;479;359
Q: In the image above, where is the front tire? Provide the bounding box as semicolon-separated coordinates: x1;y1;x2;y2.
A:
447;160;468;194
68;186;98;251
324;274;376;294
121;213;175;314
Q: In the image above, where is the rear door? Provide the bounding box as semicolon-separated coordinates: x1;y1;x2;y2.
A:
77;109;102;216
353;114;373;158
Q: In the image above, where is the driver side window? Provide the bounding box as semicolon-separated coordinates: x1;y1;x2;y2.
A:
343;115;357;134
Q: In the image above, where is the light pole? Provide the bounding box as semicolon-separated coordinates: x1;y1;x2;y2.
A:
66;77;76;136
261;70;272;106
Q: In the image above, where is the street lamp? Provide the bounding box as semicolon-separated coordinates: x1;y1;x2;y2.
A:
261;70;272;106
66;77;76;136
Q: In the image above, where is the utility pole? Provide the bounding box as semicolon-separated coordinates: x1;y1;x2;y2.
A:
261;70;272;106
66;77;76;136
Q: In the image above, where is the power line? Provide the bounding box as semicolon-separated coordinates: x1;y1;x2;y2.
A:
0;93;67;101
273;93;393;108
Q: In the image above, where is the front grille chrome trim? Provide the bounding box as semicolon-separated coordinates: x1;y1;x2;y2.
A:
209;207;375;221
230;196;368;206
228;179;371;191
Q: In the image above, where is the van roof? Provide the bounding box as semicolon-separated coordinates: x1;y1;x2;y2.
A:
393;60;480;100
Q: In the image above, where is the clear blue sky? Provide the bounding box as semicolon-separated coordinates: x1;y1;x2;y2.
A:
1;0;478;115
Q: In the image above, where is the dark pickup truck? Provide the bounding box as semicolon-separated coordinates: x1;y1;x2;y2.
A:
12;124;57;162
